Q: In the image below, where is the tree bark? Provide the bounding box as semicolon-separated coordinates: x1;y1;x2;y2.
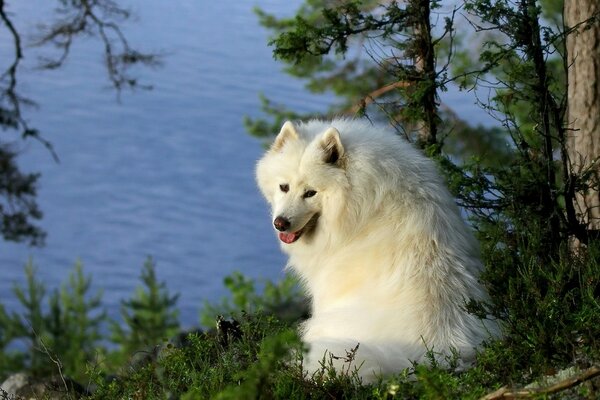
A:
412;0;438;150
565;0;600;234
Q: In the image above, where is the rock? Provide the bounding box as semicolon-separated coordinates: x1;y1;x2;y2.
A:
1;373;27;398
0;373;87;400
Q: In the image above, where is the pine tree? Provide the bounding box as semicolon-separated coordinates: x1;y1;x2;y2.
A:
0;260;105;380
46;261;105;379
248;1;514;162
11;260;49;375
111;257;180;355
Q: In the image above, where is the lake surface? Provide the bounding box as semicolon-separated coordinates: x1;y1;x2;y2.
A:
0;1;492;328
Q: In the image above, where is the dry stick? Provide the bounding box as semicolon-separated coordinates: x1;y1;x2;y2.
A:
29;325;71;398
480;365;600;400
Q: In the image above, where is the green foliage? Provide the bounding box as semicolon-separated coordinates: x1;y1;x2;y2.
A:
0;148;45;245
0;258;183;384
46;261;105;380
249;0;518;164
436;118;514;167
442;0;595;260
90;314;302;400
0;260;104;382
476;241;600;372
0;304;26;380
268;1;409;62
11;262;47;372
254;0;393;95
249;1;408;126
200;271;306;327
111;257;180;357
244;95;314;141
210;330;302;400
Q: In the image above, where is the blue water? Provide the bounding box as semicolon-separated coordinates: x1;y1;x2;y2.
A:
0;1;492;328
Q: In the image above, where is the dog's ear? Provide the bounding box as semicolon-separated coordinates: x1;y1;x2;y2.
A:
319;127;344;165
271;121;299;151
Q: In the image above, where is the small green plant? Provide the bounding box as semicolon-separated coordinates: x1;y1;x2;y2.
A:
9;260;48;376
110;257;180;358
47;261;105;381
200;271;306;327
0;260;105;382
89;313;300;399
0;303;26;380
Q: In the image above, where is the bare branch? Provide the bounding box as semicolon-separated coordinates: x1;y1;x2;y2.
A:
349;80;411;114
480;366;600;399
34;0;162;93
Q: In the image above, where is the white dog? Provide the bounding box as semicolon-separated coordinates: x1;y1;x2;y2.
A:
256;118;498;382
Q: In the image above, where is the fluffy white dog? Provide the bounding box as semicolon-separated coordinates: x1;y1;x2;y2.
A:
256;118;498;382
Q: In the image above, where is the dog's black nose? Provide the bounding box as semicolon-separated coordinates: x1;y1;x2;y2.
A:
273;216;290;232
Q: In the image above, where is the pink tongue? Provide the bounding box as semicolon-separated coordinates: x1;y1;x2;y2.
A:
279;232;299;244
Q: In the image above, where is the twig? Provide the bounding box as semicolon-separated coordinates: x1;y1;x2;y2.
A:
33;0;160;94
480;365;600;399
28;324;72;398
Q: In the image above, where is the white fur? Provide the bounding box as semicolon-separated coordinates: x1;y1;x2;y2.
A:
256;118;499;383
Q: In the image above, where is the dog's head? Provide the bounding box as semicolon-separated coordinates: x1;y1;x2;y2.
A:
256;121;348;245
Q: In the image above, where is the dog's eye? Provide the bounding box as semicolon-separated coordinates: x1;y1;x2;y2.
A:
303;190;317;199
279;184;289;193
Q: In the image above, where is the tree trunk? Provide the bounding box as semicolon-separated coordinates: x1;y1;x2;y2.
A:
565;0;600;236
412;0;438;150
